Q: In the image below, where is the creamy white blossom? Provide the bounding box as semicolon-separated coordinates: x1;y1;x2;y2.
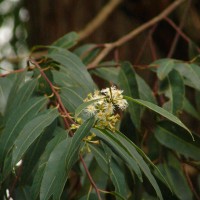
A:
82;86;128;131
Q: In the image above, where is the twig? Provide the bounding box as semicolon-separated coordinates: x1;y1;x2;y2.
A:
31;59;103;199
0;68;28;77
167;0;191;58
78;0;122;41
165;17;200;53
87;0;186;69
29;59;73;127
80;155;102;200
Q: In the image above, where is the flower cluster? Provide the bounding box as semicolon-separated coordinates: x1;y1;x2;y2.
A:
84;86;128;131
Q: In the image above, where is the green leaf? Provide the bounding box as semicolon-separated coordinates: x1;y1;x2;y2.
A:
165;69;185;114
124;96;192;138
0;97;47;163
50;32;79;50
90;144;128;198
60;87;83;113
47;49;95;97
7;79;38;118
135;74;156;104
119;62;141;130
0;77;12;114
31;127;68;200
40;117;95;200
93;129;142;182
174;63;200;91
155;164;193;200
12;108;59;165
154;121;200;160
4;71;26;118
152;59;174;80
94;128;163;200
74;44;100;65
91;67;119;85
183;97;200;120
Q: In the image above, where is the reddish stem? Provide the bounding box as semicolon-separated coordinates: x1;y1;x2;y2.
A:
30;59;103;199
80;155;102;200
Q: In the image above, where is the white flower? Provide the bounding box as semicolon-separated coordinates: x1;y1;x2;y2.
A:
116;99;128;110
84;104;97;116
103;102;114;115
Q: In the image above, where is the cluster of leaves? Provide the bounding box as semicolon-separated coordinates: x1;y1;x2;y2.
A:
0;32;200;200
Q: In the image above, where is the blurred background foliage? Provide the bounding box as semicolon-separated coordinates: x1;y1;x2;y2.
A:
1;0;200;63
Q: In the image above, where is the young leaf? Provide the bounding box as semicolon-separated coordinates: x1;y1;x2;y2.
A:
12;108;59;165
40;117;95;200
124;96;192;139
119;62;141;130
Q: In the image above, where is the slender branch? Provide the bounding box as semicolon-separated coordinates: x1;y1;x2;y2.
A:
78;0;122;41
29;59;73;127
165;17;200;53
80;155;102;200
87;0;186;69
0;68;28;77
30;59;103;199
167;0;191;58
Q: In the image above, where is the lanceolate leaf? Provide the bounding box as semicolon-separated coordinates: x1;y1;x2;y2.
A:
12;108;59;165
183;97;200;120
166;70;185;115
0;77;13;114
155;164;193;200
61;87;83;113
0;97;47;163
154;122;200;160
50;32;79;50
135;74;157;104
124;96;192;139
7;79;38;118
155;59;175;80
40;117;95;200
31;127;68;200
5;71;26;118
93;129;142;182
92;67;120;85
47;49;95;96
174;63;200;91
90;144;128;198
94;128;163;200
119;62;141;130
